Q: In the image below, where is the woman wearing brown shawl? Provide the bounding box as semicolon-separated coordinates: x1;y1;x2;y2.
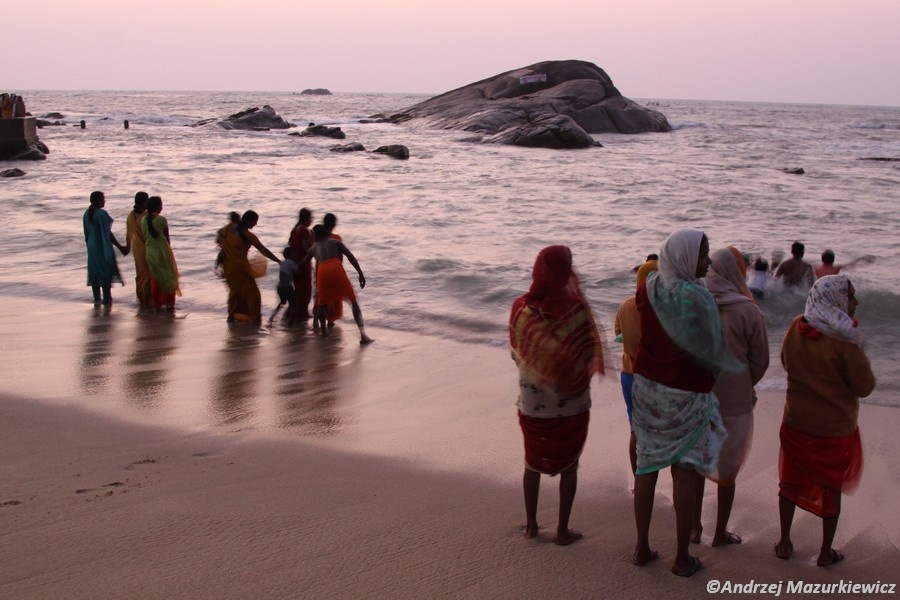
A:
692;246;769;546
776;274;874;566
510;246;603;545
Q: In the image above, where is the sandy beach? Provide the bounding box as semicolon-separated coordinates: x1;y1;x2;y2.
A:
2;296;899;599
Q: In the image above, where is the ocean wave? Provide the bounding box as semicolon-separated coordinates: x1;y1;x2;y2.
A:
669;120;707;130
851;120;900;130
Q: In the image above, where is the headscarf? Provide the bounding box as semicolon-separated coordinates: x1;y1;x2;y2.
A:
645;229;743;375
706;246;754;305
803;274;863;346
510;246;604;396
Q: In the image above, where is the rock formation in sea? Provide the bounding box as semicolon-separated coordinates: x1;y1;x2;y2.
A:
0;117;50;160
388;59;670;149
372;145;409;160
190;106;295;131
300;88;333;96
292;124;346;139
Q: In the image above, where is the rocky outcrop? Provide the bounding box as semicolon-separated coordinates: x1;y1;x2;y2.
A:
191;105;295;131
301;88;332;96
0;117;49;160
294;124;346;139
330;142;366;153
388;60;670;149
1;168;26;177
372;145;409;160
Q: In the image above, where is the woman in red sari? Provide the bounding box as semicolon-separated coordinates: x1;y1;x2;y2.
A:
510;246;603;545
776;274;875;566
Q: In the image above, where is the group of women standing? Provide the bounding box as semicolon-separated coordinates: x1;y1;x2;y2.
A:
511;228;875;578
84;191;180;310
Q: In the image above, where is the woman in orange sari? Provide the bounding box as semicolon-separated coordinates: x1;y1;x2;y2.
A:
217;210;280;325
125;191;151;308
510;245;603;546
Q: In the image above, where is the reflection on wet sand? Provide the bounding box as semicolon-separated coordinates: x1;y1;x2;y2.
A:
210;325;263;428
273;327;362;436
123;313;181;408
78;305;116;394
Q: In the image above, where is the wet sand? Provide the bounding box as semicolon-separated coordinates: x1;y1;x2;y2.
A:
1;296;898;599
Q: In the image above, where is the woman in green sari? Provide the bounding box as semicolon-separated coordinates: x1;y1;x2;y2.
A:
141;196;180;311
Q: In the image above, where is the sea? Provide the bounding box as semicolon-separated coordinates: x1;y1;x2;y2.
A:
2;90;899;408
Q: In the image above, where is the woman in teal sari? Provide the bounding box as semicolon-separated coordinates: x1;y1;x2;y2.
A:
141;196;180;311
83;191;126;304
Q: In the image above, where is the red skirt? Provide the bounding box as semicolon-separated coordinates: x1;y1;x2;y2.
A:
778;423;862;518
518;410;589;475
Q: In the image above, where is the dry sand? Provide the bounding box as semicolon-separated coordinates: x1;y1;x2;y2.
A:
1;296;898;599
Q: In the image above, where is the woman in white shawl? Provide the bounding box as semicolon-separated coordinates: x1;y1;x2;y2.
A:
692;247;769;547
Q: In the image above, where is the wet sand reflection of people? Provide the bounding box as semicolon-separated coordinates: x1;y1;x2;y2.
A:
79;309;117;395
272;330;360;435
210;327;263;427
123;315;181;408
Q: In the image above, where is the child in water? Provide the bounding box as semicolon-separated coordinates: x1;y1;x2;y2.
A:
268;247;301;327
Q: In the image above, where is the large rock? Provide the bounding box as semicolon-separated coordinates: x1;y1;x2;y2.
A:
388;60;670;148
191;105;295;130
301;88;332;96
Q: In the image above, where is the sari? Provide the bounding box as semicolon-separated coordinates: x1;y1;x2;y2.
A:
125;209;152;307
141;213;181;309
632;229;736;475
83;207;122;288
510;246;603;474
219;224;262;324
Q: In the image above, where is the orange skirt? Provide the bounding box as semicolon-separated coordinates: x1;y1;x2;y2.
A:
316;258;355;306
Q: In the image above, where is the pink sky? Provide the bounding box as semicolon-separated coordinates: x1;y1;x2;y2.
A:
8;0;899;106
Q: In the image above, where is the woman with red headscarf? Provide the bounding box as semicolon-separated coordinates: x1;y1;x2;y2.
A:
510;245;603;546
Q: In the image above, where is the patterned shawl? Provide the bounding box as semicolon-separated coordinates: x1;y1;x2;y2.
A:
510;246;603;396
804;274;863;346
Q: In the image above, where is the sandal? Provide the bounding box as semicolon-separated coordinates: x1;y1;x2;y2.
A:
672;556;703;577
817;548;844;567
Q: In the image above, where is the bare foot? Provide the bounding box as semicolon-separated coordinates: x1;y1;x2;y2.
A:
690;525;702;544
523;524;538;540
774;541;793;560
712;531;742;547
631;549;659;566
360;335;374;345
554;529;583;546
817;548;844;567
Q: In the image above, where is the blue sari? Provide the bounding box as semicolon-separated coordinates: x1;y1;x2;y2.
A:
83;207;123;288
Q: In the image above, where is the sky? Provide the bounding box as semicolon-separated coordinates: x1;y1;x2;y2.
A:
7;0;900;106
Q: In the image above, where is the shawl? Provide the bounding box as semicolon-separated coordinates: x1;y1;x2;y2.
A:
510;246;603;396
706;247;754;305
803;274;863;346
645;229;743;376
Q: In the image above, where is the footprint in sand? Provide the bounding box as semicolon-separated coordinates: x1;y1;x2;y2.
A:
125;458;158;471
1;500;22;506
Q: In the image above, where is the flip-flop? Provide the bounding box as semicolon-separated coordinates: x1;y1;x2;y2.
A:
817;548;844;567
672;556;703;577
631;549;659;566
713;531;742;546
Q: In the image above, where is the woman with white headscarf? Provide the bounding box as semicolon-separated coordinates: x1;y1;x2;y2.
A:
631;229;741;577
775;274;874;567
692;246;769;547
